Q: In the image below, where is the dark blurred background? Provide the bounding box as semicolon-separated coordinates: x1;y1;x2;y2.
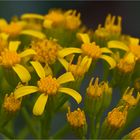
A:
0;1;140;37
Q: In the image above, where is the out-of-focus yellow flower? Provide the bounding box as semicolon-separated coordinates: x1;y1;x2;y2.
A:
44;9;65;28
0;33;9;53
122;87;140;107
64;10;81;30
21;13;44;31
58;33;116;70
14;61;82;116
107;106;127;128
117;52;136;74
3;93;22;113
0;41;36;83
95;14;122;39
0;19;26;37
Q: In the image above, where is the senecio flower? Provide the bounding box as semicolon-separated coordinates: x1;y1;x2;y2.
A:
0;41;36;83
58;33;116;70
14;61;82;116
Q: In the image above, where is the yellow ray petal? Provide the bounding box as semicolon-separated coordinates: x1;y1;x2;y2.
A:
9;41;21;51
77;33;90;43
44;63;53;76
57;72;74;84
20;30;46;39
33;94;48;116
14;86;38;99
81;56;92;71
19;49;36;58
43;19;53;29
100;55;116;69
30;61;45;78
58;87;82;104
101;47;112;54
108;40;129;52
129;37;139;46
58;58;69;71
0;33;9;40
21;13;44;20
58;48;82;58
12;64;31;83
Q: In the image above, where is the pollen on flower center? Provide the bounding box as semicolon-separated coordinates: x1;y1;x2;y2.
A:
0;50;21;67
31;39;60;64
37;75;59;95
81;42;102;59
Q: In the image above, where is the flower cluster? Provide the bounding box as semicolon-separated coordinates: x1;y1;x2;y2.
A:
0;10;140;139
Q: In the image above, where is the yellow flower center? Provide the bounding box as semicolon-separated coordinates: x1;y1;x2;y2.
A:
32;39;60;64
81;42;102;60
87;78;103;98
3;93;21;113
107;107;127;128
130;128;140;139
67;107;86;127
37;75;59;95
0;50;21;67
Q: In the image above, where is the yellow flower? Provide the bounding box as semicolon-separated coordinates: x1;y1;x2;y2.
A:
44;9;65;28
64;10;81;30
58;55;89;79
117;52;136;73
95;14;122;39
3;93;22;113
0;19;26;37
0;41;36;83
129;127;140;139
0;33;9;53
122;87;140;107
31;39;61;64
14;61;82;116
58;33;116;70
108;38;140;61
107;106;127;128
67;107;86;128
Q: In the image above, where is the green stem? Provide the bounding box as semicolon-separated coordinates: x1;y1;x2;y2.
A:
90;116;95;139
21;107;39;139
52;124;70;139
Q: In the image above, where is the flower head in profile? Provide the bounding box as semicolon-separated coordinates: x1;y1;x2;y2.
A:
14;61;82;116
58;33;116;70
0;41;36;83
0;19;26;37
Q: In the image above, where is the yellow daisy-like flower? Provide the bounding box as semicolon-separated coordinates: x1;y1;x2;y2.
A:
58;33;116;70
0;41;36;83
108;37;140;61
0;19;26;37
14;61;82;116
